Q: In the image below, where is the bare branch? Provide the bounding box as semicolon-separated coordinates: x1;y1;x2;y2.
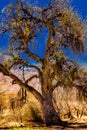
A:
25;74;39;84
28;64;43;85
25;50;43;65
14;58;42;76
10;58;43;85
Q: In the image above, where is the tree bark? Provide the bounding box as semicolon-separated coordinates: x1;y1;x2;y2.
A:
41;92;62;126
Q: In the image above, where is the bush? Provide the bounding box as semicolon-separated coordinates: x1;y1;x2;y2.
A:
29;105;43;123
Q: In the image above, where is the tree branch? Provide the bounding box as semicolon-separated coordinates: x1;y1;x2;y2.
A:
28;64;43;85
9;58;43;86
25;74;39;84
0;64;43;103
16;58;42;76
25;50;43;65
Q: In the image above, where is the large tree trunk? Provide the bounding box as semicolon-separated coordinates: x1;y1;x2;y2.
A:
41;93;62;126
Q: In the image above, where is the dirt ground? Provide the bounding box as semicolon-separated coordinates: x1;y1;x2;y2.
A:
0;121;87;130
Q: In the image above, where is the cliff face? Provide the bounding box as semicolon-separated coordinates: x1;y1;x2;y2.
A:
0;72;20;94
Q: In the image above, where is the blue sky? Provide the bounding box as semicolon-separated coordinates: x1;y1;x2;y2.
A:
0;0;87;67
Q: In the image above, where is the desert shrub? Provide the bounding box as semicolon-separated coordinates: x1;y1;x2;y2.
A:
29;105;43;123
19;92;43;123
20;101;43;123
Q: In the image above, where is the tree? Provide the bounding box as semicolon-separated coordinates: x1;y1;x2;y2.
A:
0;0;86;126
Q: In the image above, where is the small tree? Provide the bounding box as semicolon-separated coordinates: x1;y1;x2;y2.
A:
0;0;86;125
